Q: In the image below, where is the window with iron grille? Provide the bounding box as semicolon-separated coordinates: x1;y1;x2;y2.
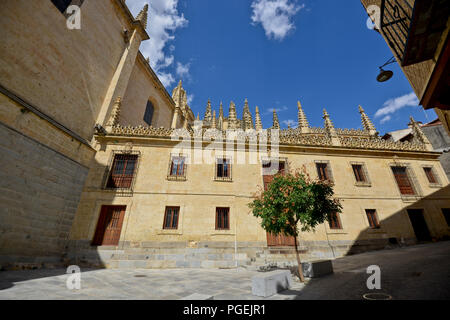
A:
442;209;450;227
365;209;380;229
163;207;180;230
167;155;186;180
216;207;230;230
51;0;84;14
423;167;438;184
328;212;342;230
352;164;367;182
144;101;154;126
215;158;232;181
106;154;138;189
316;162;333;183
391;166;415;195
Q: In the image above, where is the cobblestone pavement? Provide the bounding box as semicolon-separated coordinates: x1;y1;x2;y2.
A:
0;241;449;300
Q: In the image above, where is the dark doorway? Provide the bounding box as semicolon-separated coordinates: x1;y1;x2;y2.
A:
92;205;126;246
407;209;431;242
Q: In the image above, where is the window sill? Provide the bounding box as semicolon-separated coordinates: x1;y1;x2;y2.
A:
211;230;235;235
428;183;442;188
400;195;421;202
214;178;233;182
158;229;182;235
326;230;347;235
167;176;187;181
355;182;372;187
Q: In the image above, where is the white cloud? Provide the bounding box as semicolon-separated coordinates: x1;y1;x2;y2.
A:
127;0;188;88
380;115;392;124
251;0;305;40
374;92;419;122
265;106;288;114
187;94;194;106
282;119;297;128
176;62;191;80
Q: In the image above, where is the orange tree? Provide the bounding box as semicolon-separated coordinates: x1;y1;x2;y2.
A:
248;168;342;282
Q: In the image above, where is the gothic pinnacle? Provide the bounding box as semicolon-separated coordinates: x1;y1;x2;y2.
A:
297;101;309;129
255;106;263;130
211;110;217;129
359;105;376;135
272;110;280;129
228;101;238;129
136;4;149;29
204;99;212;122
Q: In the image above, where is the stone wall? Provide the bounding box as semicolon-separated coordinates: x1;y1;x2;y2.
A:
0;122;88;270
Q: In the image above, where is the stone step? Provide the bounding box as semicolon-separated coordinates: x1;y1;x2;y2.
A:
107;259;242;269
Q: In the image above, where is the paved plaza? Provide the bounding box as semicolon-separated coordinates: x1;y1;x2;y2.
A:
1;241;449;300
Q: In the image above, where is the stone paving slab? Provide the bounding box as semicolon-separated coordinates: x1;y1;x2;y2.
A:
1;242;449;300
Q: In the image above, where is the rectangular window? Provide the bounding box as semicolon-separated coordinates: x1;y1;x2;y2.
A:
365;209;380;229
352;164;367;183
391;166;415;195
316;163;331;182
328;212;342;229
163;207;180;230
442;209;450;227
423;167;437;184
216;207;230;230
169;156;185;177
106;154;138;189
216;158;231;180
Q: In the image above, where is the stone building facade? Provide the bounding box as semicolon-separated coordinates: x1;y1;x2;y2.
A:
1;0;449;270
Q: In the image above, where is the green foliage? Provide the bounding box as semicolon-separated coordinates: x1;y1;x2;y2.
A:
248;169;342;237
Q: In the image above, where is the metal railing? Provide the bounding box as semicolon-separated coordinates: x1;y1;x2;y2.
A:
380;0;414;64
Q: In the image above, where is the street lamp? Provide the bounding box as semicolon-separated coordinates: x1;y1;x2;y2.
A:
376;56;396;82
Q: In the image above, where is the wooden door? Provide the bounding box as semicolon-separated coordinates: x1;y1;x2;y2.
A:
392;167;415;195
407;209;431;242
92;206;126;246
262;161;295;247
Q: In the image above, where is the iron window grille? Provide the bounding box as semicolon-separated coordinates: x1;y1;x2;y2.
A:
328;212;342;230
215;157;232;181
379;0;413;65
216;207;230;230
103;150;141;195
163;207;180;230
366;209;381;229
167;154;187;181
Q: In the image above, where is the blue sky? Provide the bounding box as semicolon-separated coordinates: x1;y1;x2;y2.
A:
127;0;436;134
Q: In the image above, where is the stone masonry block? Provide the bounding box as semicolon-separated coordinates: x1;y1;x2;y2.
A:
252;270;293;297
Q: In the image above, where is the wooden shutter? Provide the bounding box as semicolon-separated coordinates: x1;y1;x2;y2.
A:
424;167;437;183
316;163;329;181
163;207;180;229
353;165;365;182
392;167;415;195
365;209;379;228
216;207;230;230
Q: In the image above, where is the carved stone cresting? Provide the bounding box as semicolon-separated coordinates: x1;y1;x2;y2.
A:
105;97;432;153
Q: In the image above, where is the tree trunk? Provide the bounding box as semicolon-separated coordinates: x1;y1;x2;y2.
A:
293;233;305;282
